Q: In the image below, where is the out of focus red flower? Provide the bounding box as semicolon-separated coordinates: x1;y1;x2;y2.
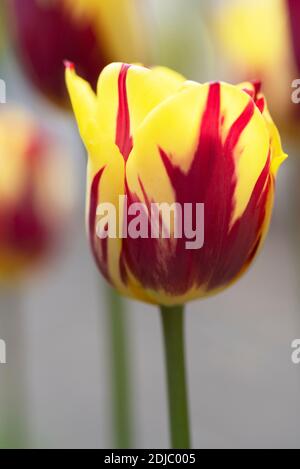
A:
0;2;5;57
0;107;73;281
7;0;148;107
286;0;300;73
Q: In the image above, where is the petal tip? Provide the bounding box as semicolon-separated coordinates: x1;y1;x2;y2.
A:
271;151;288;176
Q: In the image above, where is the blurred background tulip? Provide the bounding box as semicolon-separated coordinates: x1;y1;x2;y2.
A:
0;106;74;447
67;61;287;447
5;0;153;448
7;0;150;108
66;63;286;305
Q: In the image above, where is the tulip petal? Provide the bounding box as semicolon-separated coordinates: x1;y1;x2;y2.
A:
66;63;285;305
65;64;98;154
127;81;270;225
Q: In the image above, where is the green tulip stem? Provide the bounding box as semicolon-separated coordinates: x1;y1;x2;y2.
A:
160;304;190;449
106;287;133;448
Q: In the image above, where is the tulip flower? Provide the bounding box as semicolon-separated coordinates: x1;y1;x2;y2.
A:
66;62;286;448
7;0;148;107
0;107;71;280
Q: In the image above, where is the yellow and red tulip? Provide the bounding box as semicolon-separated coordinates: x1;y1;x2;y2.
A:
7;0;148;107
66;62;286;306
0;107;72;280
